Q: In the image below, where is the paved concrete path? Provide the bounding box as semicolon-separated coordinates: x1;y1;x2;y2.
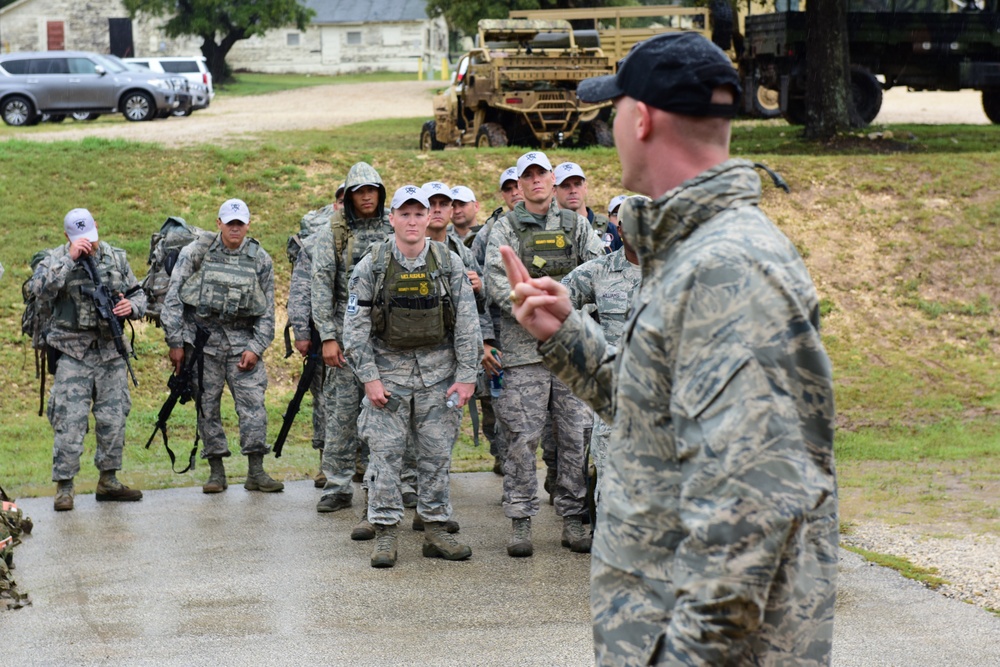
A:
5;473;1000;666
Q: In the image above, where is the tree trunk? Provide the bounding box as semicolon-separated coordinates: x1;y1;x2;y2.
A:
200;30;245;86
804;0;852;139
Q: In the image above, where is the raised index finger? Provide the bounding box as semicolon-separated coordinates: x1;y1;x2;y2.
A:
499;245;531;287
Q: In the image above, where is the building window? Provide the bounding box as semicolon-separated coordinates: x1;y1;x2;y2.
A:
347;31;362;46
287;33;300;46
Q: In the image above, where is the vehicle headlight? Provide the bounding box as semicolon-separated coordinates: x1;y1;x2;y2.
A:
148;78;171;90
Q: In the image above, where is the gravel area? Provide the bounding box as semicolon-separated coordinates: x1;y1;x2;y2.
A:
843;522;1000;613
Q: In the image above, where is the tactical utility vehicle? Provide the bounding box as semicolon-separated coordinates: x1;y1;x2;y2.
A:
420;19;616;150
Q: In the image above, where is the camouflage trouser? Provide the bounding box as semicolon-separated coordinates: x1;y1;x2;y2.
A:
400;433;417;496
319;364;365;498
47;349;130;481
309;365;326;450
478;392;508;461
495;363;588;519
591;413;612;503
359;377;459;526
196;351;269;458
540;411;557;471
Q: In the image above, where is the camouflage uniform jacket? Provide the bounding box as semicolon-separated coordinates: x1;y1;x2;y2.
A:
446;228;493;343
287;234;315;342
562;248;640;347
540;160;838;665
344;242;481;387
27;241;147;362
485;201;604;367
309;212;392;345
161;235;275;358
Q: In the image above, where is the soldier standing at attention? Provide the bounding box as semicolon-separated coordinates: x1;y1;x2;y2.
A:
554;162;622;253
485;151;605;558
161;198;282;494
345;185;480;568
448;185;480;245
502;32;837;665
310;162;393;522
561;196;645;504
28;208;147;511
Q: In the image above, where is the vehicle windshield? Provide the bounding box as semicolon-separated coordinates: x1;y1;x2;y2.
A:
91;54;128;74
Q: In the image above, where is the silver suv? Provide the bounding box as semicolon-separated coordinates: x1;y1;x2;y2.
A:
0;51;179;126
124;56;214;111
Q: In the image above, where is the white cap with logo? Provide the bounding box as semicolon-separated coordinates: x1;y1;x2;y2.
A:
499;166;518;189
64;208;99;243
391;185;430;210
554;162;586;186
516;151;552;178
421;181;452;200
607;194;629;216
450;186;477;203
218;198;250;224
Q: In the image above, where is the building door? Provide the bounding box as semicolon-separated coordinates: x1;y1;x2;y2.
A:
46;21;65;51
109;18;134;57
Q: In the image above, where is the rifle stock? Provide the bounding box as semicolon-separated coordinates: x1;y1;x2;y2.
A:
79;255;138;387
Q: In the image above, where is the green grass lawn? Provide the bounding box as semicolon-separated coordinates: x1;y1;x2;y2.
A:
218;71;418;96
1;115;999;541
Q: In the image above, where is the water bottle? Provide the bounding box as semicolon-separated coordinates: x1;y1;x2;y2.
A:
490;349;504;398
446;392;459;409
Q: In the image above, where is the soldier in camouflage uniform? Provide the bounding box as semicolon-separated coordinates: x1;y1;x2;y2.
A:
162;198;282;494
561;196;645;503
504;32;837;665
606;194;628;227
27;209;147;511
555;162;622;254
449;185;480;246
1;489;32;610
287;193;343;488
345;185;480;568
485;151;605;558
310;162;393;523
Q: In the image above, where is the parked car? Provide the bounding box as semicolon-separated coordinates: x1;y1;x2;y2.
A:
0;50;179;126
105;54;193;117
124;56;214;111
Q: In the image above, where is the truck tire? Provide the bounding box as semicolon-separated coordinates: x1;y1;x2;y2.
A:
579;119;614;147
420;120;444;151
476;122;508;148
983;90;1000;124
849;65;883;126
1;95;37;126
752;84;782;120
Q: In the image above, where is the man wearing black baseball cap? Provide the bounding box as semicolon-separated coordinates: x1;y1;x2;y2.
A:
501;32;837;665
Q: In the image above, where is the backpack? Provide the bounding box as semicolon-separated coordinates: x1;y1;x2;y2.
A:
0;485;32;610
21;250;57;415
140;216;214;327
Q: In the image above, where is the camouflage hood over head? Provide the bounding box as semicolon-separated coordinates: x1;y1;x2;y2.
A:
625;158;762;279
342;162;387;224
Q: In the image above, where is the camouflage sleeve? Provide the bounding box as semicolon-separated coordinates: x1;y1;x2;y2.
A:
562;259;598;311
484;217;515;318
449;251;481;384
25;246;73;302
576;212;606;262
119;252;147;319
309;227;338;343
538;309;617;423
457;242;487;314
247;251;275;359
471;224;489;269
160;244;195;349
287;242;313;340
342;256;378;383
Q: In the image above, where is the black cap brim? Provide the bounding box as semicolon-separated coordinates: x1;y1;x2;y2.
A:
577;74;623;104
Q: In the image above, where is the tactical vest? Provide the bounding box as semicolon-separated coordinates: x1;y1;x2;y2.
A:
510;208;581;280
369;240;455;350
335;215;391;304
179;238;267;323
49;247;128;334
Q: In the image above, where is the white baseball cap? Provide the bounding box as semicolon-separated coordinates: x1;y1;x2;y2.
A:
391;185;430;210
499;167;518;189
421;181;452;200
516;151;552;178
63;208;99;243
607;194;628;216
218;198;250;224
554;162;586;186
450;186;477;203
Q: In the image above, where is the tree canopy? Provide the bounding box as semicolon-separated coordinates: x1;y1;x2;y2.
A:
123;0;314;83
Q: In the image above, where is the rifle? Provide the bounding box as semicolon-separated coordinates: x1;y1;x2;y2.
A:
273;326;323;458
79;255;139;387
144;325;211;473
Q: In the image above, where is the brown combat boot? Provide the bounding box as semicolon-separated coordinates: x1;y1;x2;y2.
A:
314;449;327;489
95;471;143;502
351;490;375;541
370;523;398;568
412;514;460;533
561;515;592;553
53;479;74;512
422;522;472;561
244;453;284;492
202;457;227;494
507;517;533;558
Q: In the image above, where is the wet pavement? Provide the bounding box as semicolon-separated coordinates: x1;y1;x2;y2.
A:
5;472;1000;666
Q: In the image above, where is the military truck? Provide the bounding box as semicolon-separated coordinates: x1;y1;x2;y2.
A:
741;0;1000;125
419;19;616;150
